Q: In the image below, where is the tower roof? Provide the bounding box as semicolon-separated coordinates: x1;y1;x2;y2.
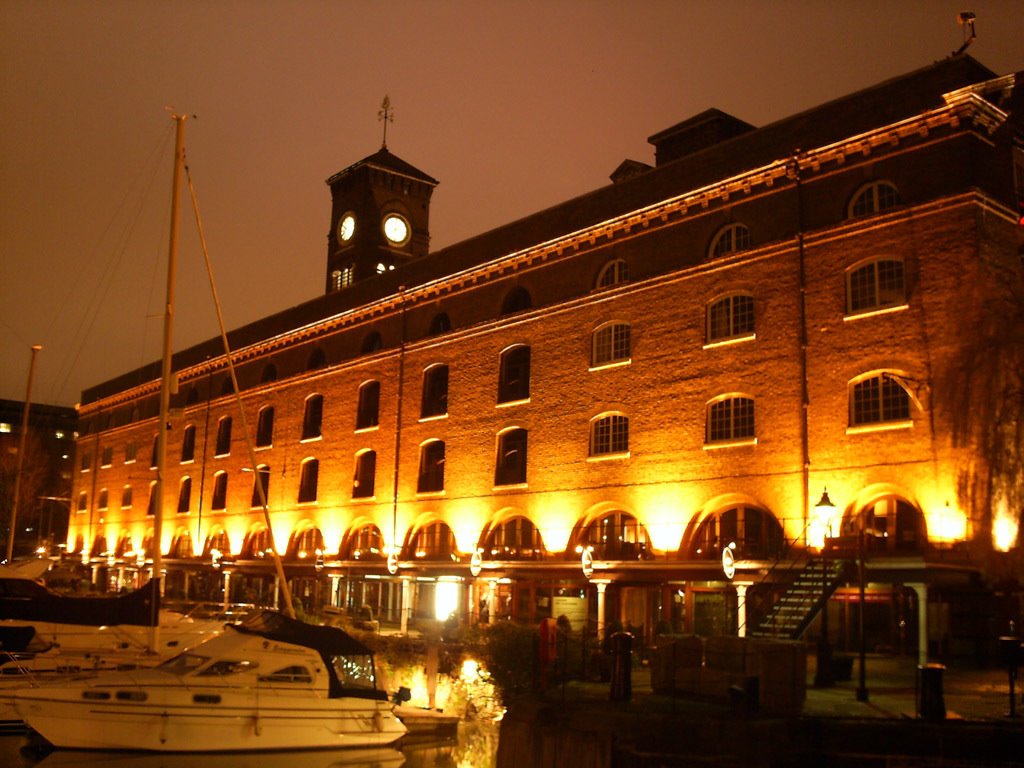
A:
326;147;438;187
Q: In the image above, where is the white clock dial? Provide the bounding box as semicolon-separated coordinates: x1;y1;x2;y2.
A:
382;213;409;245
338;213;356;242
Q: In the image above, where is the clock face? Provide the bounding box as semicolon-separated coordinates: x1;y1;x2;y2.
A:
382;213;410;245
338;213;356;242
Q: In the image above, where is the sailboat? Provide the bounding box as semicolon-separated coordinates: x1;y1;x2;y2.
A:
9;115;406;752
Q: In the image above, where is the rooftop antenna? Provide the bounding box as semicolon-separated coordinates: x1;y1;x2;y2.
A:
378;95;394;149
953;11;976;56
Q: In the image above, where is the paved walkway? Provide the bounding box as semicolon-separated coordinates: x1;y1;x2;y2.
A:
802;654;1019;721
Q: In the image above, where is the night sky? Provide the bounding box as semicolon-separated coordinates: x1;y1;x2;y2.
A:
2;1;1021;407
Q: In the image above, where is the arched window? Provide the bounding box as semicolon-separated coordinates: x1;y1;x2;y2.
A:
243;527;272;559
706;396;755;443
352;450;377;498
497;345;530;403
495;428;528;486
211;471;228;510
596;259;628;288
706;294;755;343
292;527;325;561
501;287;532;316
205;530;231;558
120;485;133;509
690;506;784;560
428;313;451;336
306;347;327;371
342;525;385;560
331;266;354;291
97;488;108;510
146;481;158;517
256;406;274;447
850;372;912;427
251;464;270;508
302;394;324;440
417;440;445;493
848;181;900;218
356;381;380;429
856;496;925;552
177;477;192;513
404;521;457;561
172;531;193;559
590;413;629;457
261;363;278;383
215;416;232;457
77;491;88;513
574;511;651;561
709;223;751;258
591;322;631;367
482;517;545;560
846;258;906;315
361;331;383;354
298;458;319;503
180;424;196;462
421;365;449;418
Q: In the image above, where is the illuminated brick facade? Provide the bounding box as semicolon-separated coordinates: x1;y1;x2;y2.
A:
68;57;1024;656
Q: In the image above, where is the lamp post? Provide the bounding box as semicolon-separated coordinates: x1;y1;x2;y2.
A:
813;488;836;688
856;524;869;701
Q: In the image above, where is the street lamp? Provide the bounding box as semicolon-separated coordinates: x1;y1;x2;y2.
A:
813;488;836;688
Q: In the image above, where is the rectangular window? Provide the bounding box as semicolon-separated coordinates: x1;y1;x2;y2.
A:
707;295;754;342
256;407;274;448
298;459;319;503
211;473;228;510
497;347;531;403
707;398;755;443
847;260;905;314
590;415;629;456
421;366;449;419
121;486;133;509
302;395;324;440
100;447;113;468
352;451;377;498
124;442;137;464
495;429;528;485
181;425;196;462
592;324;631;367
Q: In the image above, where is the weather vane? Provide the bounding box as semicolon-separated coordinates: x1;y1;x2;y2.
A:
378;95;394;149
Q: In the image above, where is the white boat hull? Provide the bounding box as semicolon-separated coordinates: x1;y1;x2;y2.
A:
16;683;406;751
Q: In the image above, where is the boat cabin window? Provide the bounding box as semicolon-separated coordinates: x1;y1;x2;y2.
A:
197;659;258;677
331;654;376;691
158;652;210;675
259;665;313;684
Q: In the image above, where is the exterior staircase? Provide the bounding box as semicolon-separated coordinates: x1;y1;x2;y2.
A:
750;558;848;640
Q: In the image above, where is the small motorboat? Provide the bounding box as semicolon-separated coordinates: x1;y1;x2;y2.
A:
13;611;407;752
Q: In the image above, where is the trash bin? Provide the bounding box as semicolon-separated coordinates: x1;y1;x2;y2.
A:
917;663;946;721
609;631;633;702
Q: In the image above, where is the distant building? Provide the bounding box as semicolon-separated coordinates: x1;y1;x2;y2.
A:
0;399;77;558
70;55;1024;662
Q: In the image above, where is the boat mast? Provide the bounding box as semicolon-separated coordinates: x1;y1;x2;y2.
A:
6;344;42;563
152;113;187;651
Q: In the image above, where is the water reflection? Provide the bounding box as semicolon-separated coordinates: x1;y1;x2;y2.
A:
0;721;499;768
34;747;405;768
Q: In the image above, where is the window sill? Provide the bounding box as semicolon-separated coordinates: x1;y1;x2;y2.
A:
415;490;446;498
493;482;528;491
124;459;136;465
703;333;756;350
846;420;913;435
843;303;908;322
355;425;380;434
496;397;530;408
589;359;631;372
297;500;319;506
419;413;449;423
180;459;195;465
299;435;323;444
214;453;230;459
255;444;272;451
351;495;377;502
587;451;630;462
703;437;758;450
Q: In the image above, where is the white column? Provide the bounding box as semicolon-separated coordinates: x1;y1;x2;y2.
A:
400;578;413;635
487;581;498;625
595;581;609;643
911;582;928;665
329;574;341;608
222;571;231;612
735;583;749;638
273;575;280;611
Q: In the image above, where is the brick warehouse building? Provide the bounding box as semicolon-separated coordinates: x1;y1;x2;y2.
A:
66;55;1024;664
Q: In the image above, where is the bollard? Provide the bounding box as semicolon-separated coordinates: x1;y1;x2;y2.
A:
997;636;1021;718
609;631;633;702
917;663;946;721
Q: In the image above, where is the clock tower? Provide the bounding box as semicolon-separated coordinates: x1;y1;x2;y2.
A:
325;147;438;294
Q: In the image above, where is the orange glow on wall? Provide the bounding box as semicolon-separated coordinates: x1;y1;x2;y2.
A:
927;502;968;543
635;487;691;552
992;496;1018;552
